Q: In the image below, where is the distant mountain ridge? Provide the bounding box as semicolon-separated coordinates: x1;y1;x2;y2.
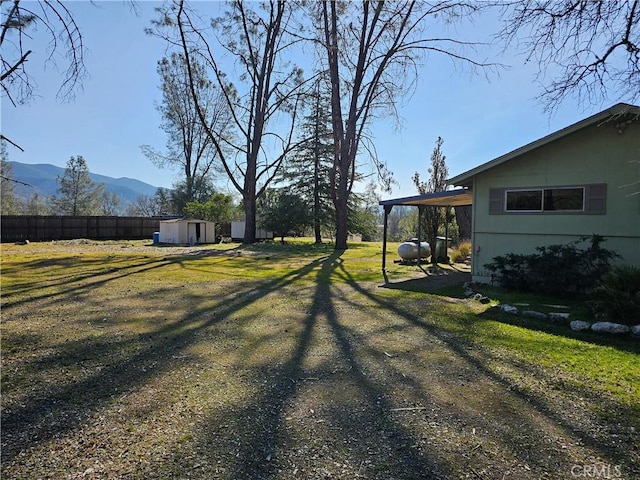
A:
8;161;162;206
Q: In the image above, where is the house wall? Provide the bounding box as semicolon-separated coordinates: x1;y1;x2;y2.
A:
471;119;640;282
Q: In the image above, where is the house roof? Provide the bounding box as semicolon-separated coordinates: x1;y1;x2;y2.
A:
379;188;473;208
448;102;640;188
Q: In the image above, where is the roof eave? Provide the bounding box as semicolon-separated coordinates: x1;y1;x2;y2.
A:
447;102;640;187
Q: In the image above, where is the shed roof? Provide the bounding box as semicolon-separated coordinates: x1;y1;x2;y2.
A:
379;188;472;208
448;102;640;188
159;218;210;223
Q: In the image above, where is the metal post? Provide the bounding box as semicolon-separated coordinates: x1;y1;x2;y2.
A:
382;205;392;274
417;205;425;262
445;206;449;264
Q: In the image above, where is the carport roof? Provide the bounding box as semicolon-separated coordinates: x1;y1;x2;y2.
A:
379;188;472;208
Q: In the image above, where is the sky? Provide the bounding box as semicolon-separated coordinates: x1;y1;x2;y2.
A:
1;1;626;201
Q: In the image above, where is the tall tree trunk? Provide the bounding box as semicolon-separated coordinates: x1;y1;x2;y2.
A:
244;199;257;244
334;195;348;249
244;161;257;244
313;91;323;244
313;155;322;244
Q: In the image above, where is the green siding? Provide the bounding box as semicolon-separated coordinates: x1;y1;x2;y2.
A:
471;119;640;282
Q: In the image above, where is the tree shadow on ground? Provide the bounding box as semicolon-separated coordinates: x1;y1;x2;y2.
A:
156;251;452;479
3;251;638;479
335;262;639;478
381;269;471;295
0;253;333;468
477;305;640;354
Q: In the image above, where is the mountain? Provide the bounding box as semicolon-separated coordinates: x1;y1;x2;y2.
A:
7;161;163;207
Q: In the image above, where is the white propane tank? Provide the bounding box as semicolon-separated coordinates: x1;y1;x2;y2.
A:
397;239;431;261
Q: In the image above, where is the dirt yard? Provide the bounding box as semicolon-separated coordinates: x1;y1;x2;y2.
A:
1;240;638;479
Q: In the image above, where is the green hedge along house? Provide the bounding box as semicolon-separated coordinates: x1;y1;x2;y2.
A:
380;103;640;283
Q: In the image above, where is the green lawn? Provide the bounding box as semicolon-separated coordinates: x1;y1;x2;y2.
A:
1;239;638;479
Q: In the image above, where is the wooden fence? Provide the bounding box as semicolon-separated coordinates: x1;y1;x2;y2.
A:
1;216;162;243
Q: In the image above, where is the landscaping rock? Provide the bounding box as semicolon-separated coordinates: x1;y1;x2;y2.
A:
501;304;518;315
463;287;475;297
471;293;490;303
631;325;640;336
591;322;630;334
570;320;591;331
522;310;548;320
549;312;570;321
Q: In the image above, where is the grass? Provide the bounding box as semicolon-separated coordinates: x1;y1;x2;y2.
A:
1;239;639;479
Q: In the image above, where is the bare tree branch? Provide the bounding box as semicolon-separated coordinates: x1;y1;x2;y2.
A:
498;0;640;112
1;0;88;104
318;0;497;249
151;0;308;243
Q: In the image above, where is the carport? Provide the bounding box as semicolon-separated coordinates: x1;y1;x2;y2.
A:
378;188;473;275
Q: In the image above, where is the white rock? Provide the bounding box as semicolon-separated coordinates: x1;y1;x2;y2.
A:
570;320;591;331
501;304;518;314
523;310;548;320
549;312;570;320
591;322;630;334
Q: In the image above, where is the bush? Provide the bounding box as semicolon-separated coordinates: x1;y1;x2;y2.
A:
450;241;472;263
484;235;618;296
588;265;640;326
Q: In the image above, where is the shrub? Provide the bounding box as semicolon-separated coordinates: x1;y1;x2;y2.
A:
484;235;618;296
588;265;640;326
451;241;472;263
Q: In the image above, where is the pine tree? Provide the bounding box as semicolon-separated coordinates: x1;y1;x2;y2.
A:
51;156;104;215
282;80;334;244
412;137;449;264
1;143;22;214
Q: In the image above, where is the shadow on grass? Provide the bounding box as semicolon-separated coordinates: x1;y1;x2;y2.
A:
155;251;451;479
478;305;640;354
1;252;332;467
334;262;639;477
1;255;176;310
381;269;471;295
382;273;639;354
2;248;638;479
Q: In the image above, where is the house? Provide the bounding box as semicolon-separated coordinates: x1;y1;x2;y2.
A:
379;103;640;283
159;219;217;245
449;102;640;283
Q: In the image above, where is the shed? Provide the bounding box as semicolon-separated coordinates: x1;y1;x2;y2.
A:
231;218;274;241
158;219;216;245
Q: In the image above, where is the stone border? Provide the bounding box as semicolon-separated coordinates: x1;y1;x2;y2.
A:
463;283;640;338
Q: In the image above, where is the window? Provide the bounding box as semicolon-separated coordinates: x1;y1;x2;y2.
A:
490;184;604;215
505;190;542;211
543;187;584;211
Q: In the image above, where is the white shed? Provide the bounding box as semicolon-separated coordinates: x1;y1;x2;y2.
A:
159;219;216;245
231;218;274;241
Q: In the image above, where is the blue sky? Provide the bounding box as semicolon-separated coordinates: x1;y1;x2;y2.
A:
2;1;623;200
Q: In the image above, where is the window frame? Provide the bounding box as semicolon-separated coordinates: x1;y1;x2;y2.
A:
504;186;585;213
490;184;606;215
